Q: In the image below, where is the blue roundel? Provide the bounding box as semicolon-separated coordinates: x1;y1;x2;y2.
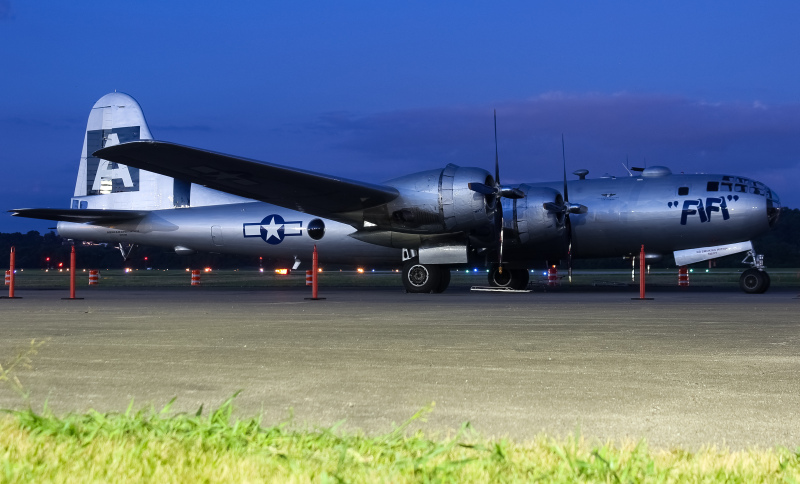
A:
259;214;287;245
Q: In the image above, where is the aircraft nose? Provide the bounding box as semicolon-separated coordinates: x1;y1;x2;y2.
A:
765;185;781;228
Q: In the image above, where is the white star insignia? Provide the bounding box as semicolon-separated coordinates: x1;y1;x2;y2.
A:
261;217;284;242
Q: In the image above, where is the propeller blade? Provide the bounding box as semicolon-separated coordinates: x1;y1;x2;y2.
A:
567;219;573;284
468;182;496;195
497;202;504;273
561;134;568;203
499;187;525;199
543;202;565;214
494;109;499;186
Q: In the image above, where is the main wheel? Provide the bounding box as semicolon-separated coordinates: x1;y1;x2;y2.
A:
434;267;451;293
402;259;441;293
488;267;529;290
740;268;769;294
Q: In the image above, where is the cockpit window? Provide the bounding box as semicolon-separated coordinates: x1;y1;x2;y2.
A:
678;187;689;196
735;184;747;193
720;182;732;191
707;181;719;191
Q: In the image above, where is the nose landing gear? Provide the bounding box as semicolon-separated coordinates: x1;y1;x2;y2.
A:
740;249;770;294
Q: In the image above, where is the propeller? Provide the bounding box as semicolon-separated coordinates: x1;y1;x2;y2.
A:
543;135;587;283
467;110;523;272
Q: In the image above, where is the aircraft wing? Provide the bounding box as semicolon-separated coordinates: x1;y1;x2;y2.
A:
9;208;150;224
93;141;400;224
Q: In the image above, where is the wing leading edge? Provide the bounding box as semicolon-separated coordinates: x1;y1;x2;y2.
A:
93;141;400;225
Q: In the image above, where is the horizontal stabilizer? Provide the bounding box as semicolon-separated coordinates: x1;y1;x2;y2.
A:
9;208;150;224
93;141;400;224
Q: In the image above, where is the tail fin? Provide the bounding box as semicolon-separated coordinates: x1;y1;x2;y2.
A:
71;92;190;210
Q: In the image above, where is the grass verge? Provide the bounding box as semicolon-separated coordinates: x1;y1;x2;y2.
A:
1;395;798;483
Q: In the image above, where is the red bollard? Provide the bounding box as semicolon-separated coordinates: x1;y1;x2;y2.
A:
2;246;21;299
678;266;689;287
633;244;653;300
305;245;325;300
547;266;558;286
62;245;83;300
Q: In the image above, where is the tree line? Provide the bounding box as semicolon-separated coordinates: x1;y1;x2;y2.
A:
1;208;798;270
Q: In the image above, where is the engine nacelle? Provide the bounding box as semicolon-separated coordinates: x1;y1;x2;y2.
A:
374;164;496;234
504;184;568;260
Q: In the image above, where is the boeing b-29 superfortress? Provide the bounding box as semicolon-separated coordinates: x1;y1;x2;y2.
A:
11;93;781;293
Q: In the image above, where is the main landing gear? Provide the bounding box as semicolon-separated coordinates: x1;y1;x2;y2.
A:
401;258;451;293
739;249;770;294
487;265;529;290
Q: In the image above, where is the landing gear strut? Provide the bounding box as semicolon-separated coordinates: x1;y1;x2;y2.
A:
401;258;450;293
487;265;529;290
739;249;770;294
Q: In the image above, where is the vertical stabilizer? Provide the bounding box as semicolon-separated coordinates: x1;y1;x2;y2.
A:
71;92;190;210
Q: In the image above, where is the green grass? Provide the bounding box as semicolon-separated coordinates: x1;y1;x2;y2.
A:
2;343;799;482
0;396;798;483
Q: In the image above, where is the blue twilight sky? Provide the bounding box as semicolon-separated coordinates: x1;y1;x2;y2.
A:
1;1;799;233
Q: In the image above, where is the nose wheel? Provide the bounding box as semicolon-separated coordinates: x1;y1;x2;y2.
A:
739;268;770;294
740;249;771;294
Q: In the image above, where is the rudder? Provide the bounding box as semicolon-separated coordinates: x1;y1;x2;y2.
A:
71;92;190;210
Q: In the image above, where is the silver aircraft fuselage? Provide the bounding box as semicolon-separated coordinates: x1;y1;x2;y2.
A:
531;172;778;259
57;170;779;270
58;202;399;268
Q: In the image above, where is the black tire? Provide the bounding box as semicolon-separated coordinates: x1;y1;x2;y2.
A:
740;268;769;294
402;259;441;293
510;269;529;290
488;267;529;290
433;267;451;293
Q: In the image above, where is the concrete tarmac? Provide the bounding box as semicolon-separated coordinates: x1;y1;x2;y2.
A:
0;285;798;449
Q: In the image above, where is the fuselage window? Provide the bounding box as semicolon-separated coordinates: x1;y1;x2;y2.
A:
678;187;689;196
706;181;719;191
720;182;732;191
735;184;747;193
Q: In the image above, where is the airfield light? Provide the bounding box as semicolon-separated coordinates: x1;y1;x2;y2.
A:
690;269;694;273
318;268;323;272
204;267;212;272
185;268;190;272
259;268;264;273
705;269;709;273
58;262;63;268
46;257;50;261
125;268;132;273
357;268;365;273
275;268;289;275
